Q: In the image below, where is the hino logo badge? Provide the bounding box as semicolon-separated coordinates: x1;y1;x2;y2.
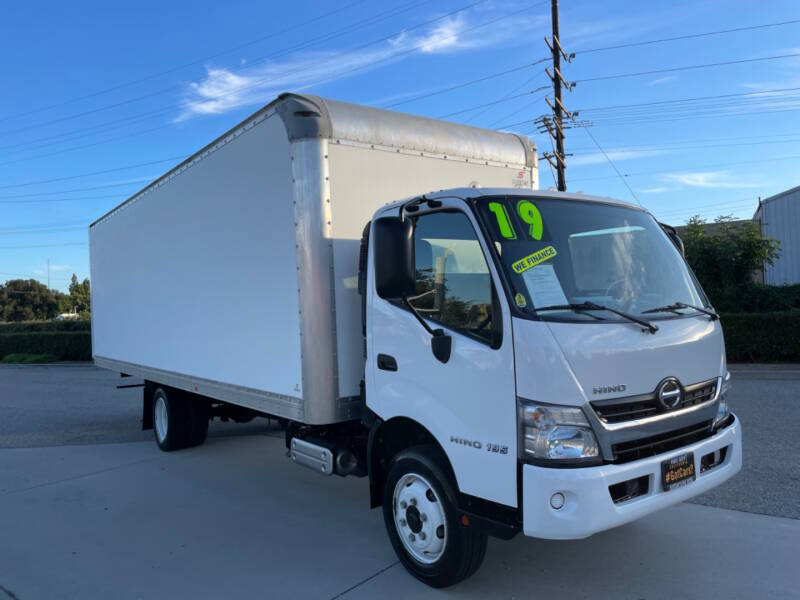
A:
450;436;481;449
657;377;683;410
593;384;626;395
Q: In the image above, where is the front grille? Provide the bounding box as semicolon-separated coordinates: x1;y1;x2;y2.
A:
611;420;714;464
593;398;659;423
592;380;717;424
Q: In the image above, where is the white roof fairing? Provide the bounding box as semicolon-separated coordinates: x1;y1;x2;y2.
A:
307;95;536;168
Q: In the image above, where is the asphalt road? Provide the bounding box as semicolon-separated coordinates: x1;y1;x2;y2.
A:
2;363;797;518
1;363;798;599
0;363;273;448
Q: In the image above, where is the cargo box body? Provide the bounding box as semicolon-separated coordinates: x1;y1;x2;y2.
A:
90;93;537;424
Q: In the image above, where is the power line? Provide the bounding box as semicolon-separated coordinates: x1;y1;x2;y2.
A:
0;105;178;153
567;137;800;156
566;131;800;153
0;0;432;137
575;52;800;83
575;18;800;54
0;123;177;167
571;85;800;114
481;90;547;128
463;71;547;125
0;181;148;200
0;2;546;171
571;94;800;123
494;95;800;131
436;88;549;119
0;242;88;250
657;200;760;220
568;153;800;182
0;157;184;189
0;1;369;124
0;218;89;231
0;1;538;172
582;128;640;205
385;60;549;109
0;226;89;236
0;0;484;139
578;106;800;128
0;195;126;205
655;195;760;213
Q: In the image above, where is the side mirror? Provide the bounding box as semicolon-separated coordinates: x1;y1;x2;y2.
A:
660;222;685;257
430;331;452;363
373;217;415;299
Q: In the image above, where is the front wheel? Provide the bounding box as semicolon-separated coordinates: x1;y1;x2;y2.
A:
382;446;487;588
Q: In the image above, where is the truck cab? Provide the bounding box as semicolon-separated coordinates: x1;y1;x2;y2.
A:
363;187;741;586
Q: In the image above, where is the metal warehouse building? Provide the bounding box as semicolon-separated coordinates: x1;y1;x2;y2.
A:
754;185;800;285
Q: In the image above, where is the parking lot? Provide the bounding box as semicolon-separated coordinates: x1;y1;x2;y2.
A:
1;364;798;599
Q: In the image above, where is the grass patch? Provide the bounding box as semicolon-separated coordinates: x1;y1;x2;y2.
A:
1;353;59;364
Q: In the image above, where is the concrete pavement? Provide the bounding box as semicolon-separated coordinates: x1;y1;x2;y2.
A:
1;434;798;600
1;363;799;598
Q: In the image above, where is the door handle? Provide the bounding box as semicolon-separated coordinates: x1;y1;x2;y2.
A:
377;354;398;371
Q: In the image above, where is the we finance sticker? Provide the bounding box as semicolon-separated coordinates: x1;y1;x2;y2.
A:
511;246;557;274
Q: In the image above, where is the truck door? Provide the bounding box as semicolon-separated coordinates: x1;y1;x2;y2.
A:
368;203;518;508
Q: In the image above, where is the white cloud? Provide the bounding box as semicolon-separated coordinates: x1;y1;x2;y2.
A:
417;16;470;54
648;75;677;86
660;171;762;189
570;149;667;167
175;8;548;121
640;186;669;193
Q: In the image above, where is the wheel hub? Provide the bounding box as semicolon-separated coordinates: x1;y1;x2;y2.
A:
405;506;423;533
393;473;447;564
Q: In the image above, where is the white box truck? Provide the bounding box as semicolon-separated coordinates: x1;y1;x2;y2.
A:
90;93;741;587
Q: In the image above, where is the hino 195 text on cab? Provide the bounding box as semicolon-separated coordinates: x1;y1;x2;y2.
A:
90;93;742;587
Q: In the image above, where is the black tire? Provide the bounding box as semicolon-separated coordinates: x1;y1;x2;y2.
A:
152;387;209;451
382;446;487;588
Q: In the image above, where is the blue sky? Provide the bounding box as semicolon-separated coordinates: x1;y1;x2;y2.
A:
1;0;798;291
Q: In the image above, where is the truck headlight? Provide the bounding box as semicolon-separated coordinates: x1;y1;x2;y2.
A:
519;401;600;464
713;372;732;429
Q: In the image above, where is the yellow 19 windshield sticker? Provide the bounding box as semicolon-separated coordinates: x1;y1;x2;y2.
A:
511;245;557;274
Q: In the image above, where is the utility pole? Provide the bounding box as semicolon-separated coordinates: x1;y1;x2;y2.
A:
541;0;575;191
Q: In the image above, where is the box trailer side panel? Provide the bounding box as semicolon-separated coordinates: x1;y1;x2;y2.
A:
90;114;305;416
327;142;537;399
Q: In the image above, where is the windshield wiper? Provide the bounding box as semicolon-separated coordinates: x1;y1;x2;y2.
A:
533;301;659;334
642;302;719;321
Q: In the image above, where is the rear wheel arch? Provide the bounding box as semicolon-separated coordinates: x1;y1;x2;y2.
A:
368;417;458;509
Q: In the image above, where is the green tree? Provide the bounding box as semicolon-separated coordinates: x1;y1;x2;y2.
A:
0;279;66;321
68;274;91;315
683;215;780;308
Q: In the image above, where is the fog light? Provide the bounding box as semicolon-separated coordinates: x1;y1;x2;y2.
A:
550;492;565;510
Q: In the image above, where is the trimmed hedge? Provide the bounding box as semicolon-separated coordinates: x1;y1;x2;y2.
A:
0;331;91;361
720;311;800;363
0;313;797;363
0;319;90;334
713;283;800;313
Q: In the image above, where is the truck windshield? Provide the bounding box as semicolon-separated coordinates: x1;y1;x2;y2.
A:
474;196;708;321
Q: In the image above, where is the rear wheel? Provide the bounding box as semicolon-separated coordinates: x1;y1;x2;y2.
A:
152;387;209;451
382;446;487;588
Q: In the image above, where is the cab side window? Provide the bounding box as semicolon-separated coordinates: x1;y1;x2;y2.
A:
408;211;495;344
